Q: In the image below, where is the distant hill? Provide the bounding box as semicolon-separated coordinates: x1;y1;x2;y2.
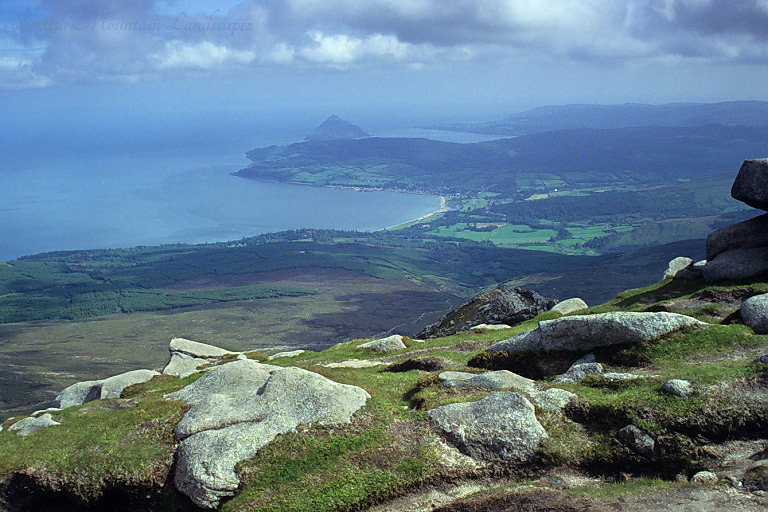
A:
432;100;768;136
238;125;768;193
304;115;371;141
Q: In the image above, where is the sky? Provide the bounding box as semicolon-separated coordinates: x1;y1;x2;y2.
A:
2;0;768;144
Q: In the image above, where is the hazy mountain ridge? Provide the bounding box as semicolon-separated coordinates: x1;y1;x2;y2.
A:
430;100;768;136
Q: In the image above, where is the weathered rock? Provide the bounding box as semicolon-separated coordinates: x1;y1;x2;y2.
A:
323;359;387;368
53;369;159;408
97;370;160;400
618;424;657;460
163;338;241;378
526;388;578;412
54;380;101;409
167;360;370;508
741;293;768;334
267;349;306;361
469;323;512;330
8;414;60;436
418;287;557;339
438;370;535;391
601;372;645;382
357;334;407;352
662;379;694;398
731;159;768;211
553;362;603;384
550;298;588;315
383;356;451;373
663;257;694;279
428;392;547;462
704;247;768;283
487;312;708;354
758;354;768;365
691;470;719;484
706;214;768;261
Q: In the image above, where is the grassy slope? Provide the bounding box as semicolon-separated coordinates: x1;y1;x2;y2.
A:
1;275;766;511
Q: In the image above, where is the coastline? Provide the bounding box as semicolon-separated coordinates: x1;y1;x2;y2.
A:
232;173;448;233
377;195;447;231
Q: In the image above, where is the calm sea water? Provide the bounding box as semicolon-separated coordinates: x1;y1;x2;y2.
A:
0;151;445;262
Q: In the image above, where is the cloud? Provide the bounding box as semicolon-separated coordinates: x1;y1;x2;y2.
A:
3;0;768;88
152;40;255;69
299;31;415;65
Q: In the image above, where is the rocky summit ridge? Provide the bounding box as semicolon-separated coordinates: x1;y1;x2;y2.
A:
0;160;767;511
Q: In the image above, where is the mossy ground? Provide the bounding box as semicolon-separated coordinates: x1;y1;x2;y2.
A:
0;276;766;510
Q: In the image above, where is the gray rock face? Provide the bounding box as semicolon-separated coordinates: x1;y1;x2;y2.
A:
54;380;101;409
167;359;370;508
741;293;768;334
703;247;768;283
662;379;694;398
267;349;306;361
428;392;547;462
357;334;407;352
438;370;535;392
8;414;60;436
601;372;645;382
418;286;557;339
469;323;512;330
552;361;603;384
526;388;578;412
706;214;768;261
691;470;719;484
488;312;708;354
163;338;241;378
663;257;694;279
53;369;159;409
97;370;160;400
758;354;768;365
549;298;588;315
731;159;768;211
618;424;657;460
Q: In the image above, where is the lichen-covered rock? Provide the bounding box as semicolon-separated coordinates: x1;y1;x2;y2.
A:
418;287;557;339
691;471;719;484
8;414;60;436
438;370;535;392
618;424;657;460
487;312;708;354
53;380;101;409
469;323;512;330
662;379;694;398
97;370;160;400
663;257;694;279
552;362;603;384
706;214;768;261
163;337;241;378
741;293;768;334
357;334;407;352
550;298;588;315
53;369;159;409
167;359;370;508
428;392;547;462
267;349;306;361
704;247;768;283
731;159;768;211
526;388;578;412
601;372;645;382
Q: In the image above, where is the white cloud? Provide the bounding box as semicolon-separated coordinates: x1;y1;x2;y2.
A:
152;40;255;69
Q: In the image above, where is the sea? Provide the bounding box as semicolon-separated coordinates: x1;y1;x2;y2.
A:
0;122;498;261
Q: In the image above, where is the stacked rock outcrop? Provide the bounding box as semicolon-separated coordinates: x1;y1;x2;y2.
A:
704;159;768;283
417;287;557;339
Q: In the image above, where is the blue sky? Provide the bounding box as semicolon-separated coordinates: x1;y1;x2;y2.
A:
2;0;768;135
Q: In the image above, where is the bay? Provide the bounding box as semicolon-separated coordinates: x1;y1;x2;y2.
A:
0;152;441;261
